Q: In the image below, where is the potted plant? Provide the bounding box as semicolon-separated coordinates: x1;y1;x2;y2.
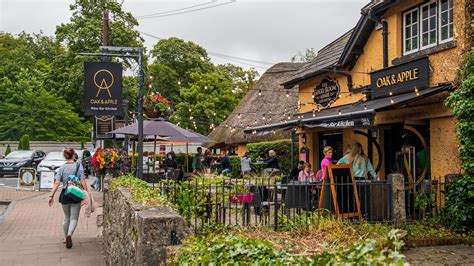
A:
144;94;171;119
91;147;128;178
229;183;254;204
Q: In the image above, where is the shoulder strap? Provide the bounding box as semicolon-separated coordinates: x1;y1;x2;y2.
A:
75;162;80;176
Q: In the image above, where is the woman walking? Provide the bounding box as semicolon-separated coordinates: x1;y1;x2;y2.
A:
48;148;89;249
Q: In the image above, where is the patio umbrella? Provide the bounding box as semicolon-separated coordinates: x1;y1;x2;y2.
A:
109;119;212;172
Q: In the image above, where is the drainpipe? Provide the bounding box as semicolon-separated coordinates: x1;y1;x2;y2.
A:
382;19;388;68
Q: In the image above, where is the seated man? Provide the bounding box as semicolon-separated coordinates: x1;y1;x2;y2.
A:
263;150;280;176
218;151;233;176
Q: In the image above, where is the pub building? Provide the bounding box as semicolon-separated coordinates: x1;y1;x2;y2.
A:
245;0;471;183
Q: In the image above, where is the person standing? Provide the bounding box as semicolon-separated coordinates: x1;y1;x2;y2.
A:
192;147;205;174
337;141;377;180
240;151;252;176
317;146;333;181
48;148;89;249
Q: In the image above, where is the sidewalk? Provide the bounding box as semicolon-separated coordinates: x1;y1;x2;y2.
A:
0;182;104;266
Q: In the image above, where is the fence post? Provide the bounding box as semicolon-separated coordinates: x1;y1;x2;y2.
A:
388;173;406;226
274;184;278;231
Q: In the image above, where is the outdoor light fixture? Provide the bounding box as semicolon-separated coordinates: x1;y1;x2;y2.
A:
302;134;307;144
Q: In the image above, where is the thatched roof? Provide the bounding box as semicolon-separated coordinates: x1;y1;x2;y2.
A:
208;62;302;146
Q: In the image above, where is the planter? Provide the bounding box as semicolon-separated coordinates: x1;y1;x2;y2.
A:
144;106;162;119
230;193;254;204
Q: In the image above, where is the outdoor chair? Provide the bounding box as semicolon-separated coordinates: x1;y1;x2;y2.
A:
249;185;273;217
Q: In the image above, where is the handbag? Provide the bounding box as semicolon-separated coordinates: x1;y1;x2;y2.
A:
60;163;85;204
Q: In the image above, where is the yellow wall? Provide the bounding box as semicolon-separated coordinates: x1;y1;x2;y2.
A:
237;144;247;156
430;117;461;177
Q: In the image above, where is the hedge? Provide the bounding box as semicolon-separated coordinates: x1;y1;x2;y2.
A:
246;139;297;175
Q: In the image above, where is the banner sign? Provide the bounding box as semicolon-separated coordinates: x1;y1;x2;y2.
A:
17;168;36;191
39;171;55;190
370;57;429;98
95;116;115;139
307;117;372;129
314;79;340;109
84;62;123;116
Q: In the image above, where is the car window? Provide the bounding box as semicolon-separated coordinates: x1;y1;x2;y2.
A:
6;150;34;159
44;152;65;161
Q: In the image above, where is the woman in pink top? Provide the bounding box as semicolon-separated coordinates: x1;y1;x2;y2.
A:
318;146;333;181
298;162;315;182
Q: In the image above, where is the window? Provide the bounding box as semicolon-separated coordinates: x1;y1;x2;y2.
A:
404;8;419;54
403;0;454;55
439;0;454;43
421;1;437;48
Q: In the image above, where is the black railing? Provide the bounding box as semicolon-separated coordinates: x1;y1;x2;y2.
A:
404;179;446;221
147;177;397;231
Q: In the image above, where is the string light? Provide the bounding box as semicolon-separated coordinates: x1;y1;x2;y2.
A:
213;112;217;116
204;85;208;90
148;84;152;89
415;87;419;96
338;109;342;115
338;94;342;98
189;108;192;112
177;80;181;85
258;90;262;96
389;92;393;96
364;104;368;110
238;113;241;119
286;92;290;97
262;114;266;120
390;98;394;104
149;75;153;80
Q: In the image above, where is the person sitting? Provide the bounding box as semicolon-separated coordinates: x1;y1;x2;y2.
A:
165;151;178;169
337;141;376;180
263;150;280;176
290;160;305;181
240;151;252;176
218;151;233;176
298;162;316;182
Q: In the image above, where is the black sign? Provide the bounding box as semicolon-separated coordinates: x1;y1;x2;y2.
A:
314;79;340;109
84;62;123;116
370;57;429;98
95;116;115;139
307;117;372;129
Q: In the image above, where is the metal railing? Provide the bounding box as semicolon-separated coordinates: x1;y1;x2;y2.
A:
404;179;446;221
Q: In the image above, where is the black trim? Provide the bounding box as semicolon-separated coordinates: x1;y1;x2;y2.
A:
392;41;455;65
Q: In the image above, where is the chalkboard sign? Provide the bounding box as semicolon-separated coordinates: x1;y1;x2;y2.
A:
318;164;362;222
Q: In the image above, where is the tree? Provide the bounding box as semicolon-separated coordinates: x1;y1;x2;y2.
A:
215;64;259;96
18;135;30;150
0;70;91;141
291;48;317;63
5;144;11;156
171;72;240;135
54;0;144;113
148;37;214;103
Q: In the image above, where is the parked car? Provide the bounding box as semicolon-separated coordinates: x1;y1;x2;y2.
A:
0;150;45;177
37;151;67;174
76;149;92;177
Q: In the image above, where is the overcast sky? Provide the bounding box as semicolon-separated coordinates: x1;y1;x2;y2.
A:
0;0;367;74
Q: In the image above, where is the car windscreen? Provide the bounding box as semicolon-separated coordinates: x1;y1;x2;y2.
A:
5;150;34;159
44;152;65;161
76;150;83;158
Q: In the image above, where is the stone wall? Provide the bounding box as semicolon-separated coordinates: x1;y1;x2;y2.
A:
102;179;189;265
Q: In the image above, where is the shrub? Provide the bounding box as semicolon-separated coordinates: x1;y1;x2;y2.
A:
18;134;30;150
443;51;474;233
111;174;171;208
5;144;11;156
246;139;297;175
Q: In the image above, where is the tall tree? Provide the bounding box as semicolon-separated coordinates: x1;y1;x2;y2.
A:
54;0;144;113
291;48;317;63
0;70;90;141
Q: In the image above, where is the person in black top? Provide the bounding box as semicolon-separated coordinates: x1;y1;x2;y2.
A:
263;150;280;175
290;160;305;181
218;151;233;176
165;151;178;169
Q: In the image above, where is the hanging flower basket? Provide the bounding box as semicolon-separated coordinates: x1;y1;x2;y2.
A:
144;95;170;119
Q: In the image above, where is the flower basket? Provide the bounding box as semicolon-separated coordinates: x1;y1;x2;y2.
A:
144;106;162;119
230;193;254;204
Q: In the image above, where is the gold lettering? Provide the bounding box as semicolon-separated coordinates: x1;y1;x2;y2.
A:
376;78;383;88
413;68;418;79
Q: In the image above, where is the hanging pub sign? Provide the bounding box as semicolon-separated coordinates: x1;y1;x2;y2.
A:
84;62;123;116
370;57;429;98
95;116;115;139
314;79;340;109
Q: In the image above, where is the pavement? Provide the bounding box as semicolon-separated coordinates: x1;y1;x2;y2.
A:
0;177;104;266
404;245;474;265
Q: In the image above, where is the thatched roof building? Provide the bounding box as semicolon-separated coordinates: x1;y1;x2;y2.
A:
207;62;302;152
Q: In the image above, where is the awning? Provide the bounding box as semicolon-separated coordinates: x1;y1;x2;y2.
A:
244;83;453;134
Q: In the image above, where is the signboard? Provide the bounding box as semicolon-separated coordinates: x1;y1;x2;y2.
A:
307;117;372;129
17;168;36;191
84;62;123;116
39;171;55;190
95;116;115;139
370;57;429;98
314;79;340;109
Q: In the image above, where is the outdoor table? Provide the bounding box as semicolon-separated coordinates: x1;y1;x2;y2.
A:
251;161;267;174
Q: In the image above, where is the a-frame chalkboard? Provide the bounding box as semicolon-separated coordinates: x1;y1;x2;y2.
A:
318;164;362;222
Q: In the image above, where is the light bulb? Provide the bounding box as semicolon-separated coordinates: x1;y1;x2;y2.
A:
258;90;262;96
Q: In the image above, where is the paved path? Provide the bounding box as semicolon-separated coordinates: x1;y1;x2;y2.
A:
0;184;104;266
404;245;474;265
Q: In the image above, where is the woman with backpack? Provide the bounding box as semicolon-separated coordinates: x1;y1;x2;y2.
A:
48;148;89;249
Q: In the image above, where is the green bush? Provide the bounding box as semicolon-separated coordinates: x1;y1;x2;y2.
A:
443;51;474;233
246;139;297;175
5;144;11;156
18;134;30;150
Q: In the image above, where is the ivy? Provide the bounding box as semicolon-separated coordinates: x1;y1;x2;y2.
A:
443;51;474;233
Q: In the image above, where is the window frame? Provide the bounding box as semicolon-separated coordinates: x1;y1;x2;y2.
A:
420;0;438;50
403;8;420;55
438;0;454;44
